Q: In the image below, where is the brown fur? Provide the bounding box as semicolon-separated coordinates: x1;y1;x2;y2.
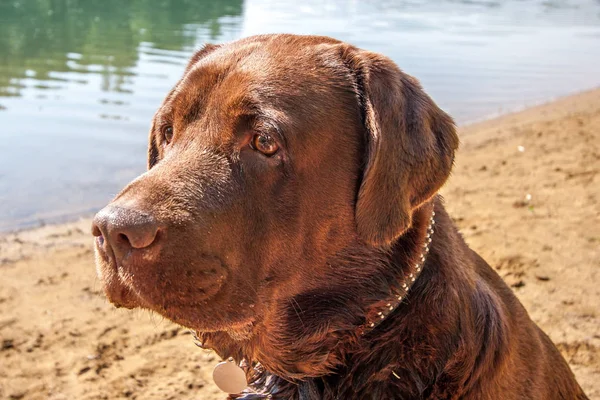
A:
92;34;587;399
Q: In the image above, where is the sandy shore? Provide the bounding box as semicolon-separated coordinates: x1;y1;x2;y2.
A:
1;89;598;399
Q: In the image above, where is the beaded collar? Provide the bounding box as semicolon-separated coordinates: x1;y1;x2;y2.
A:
358;205;435;335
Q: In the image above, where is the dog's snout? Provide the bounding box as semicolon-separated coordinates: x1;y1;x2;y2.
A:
92;205;160;262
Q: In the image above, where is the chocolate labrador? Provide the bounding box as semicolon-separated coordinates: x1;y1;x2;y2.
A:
92;34;588;399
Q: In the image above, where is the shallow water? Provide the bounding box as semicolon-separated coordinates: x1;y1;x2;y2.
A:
1;0;599;231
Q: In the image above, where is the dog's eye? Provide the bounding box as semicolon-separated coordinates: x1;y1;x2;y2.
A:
161;125;174;144
251;133;279;156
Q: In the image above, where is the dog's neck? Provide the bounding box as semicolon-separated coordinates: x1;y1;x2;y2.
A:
200;197;485;399
358;202;436;335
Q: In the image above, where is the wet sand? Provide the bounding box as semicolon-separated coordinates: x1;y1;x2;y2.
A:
1;88;598;399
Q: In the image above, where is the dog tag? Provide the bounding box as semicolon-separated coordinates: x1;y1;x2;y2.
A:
213;357;248;394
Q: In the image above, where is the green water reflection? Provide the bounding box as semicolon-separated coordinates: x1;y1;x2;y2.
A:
0;0;243;97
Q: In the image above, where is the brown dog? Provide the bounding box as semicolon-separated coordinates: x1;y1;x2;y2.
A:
92;34;587;399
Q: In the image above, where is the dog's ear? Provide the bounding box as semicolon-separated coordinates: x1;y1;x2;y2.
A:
148;43;221;169
341;46;459;247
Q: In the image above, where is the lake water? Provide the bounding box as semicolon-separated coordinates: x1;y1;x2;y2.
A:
1;0;599;231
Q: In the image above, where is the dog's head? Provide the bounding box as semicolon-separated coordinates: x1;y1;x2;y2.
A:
92;34;458;377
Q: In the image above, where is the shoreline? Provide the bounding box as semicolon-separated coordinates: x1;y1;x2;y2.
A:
458;86;600;127
1;88;598;399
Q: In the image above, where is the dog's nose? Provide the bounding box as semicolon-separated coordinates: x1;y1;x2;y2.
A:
92;205;160;261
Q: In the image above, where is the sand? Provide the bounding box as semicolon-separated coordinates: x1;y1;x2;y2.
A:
1;89;598;399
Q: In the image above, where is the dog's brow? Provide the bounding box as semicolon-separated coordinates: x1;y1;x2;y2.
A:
235;99;289;145
182;99;203;125
154;112;172;129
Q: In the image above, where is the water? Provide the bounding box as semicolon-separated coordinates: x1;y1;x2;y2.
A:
1;0;599;231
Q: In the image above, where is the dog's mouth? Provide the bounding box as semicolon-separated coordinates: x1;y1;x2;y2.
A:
94;237;142;309
93;238;255;332
100;275;140;310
